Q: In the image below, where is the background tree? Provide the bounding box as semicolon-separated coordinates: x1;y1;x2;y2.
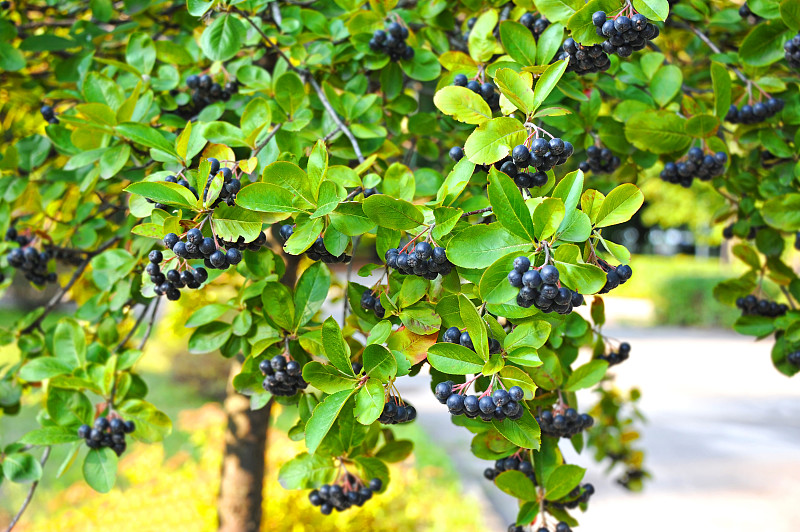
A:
0;0;798;530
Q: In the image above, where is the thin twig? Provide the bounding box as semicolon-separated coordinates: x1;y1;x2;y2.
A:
344;187;364;201
780;286;797;310
307;76;366;164
342;236;360;323
252;123;283;158
672;22;749;84
138;297;161;351
114;303;149;353
322;125;342;142
21;236;121;334
461;207;492;218
4;447;51;532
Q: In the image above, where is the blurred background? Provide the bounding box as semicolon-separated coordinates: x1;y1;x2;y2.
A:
1;190;799;531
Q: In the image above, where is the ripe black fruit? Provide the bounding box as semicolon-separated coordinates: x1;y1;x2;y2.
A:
785;32;800;69
369;21;413;61
78;416;134;455
597;341;631;366
660;149;727;187
308;477;382;514
592;10;659;59
579;144;621;175
736;295;787;318
558;37;610;75
537;408;594;438
260;354;308;396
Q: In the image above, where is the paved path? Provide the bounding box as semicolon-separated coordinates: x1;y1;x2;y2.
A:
396;326;800;531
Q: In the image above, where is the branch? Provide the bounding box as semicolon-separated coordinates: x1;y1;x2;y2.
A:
252;123;283;158
21;236;121;334
672;22;749;85
138;296;160;351
4;446;51;532
461;207;492;218
344;187;364;201
233;6;366;164
114;302;149;353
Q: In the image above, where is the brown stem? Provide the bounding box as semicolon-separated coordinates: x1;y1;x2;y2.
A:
4;447;51;532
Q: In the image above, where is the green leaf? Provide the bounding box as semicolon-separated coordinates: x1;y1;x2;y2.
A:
499;366;539;396
479;252;525;304
322;317;355;376
447;223;532;268
376;440;414;463
363;194;425;230
82;448;118;493
202;121;248;147
236;183;297;213
363;344;397;381
306;140;328;197
126;32;156;76
262;161;315;209
185;304;231;328
399;303;442;335
115;123;177;156
305;389;356;454
537;23;566;65
685;114;720;138
711;62;731;118
762;193;800;231
116;399;172;443
329;202;376;236
19;358;73;382
302;362;358;394
567;0;622;45
633;0;669;21
211;205;263;243
3;453;43;483
433;86;493;125
499;21;537;67
496;470;538;501
293;262;331;329
187;321;233;354
535;0;585;23
553;244;607;294
734;315;776;337
545;464;585;500
277;452;336;489
187;0;214;16
781;0;800;30
468;9;500;62
20;427;82;445
504;320;552;351
533;198;565;240
426;343;486;374
262;283;295;331
274;71;307;117
0;42;25;72
496;68;535;115
355;379;385;424
126;181;197;210
459;294;489;360
624;110;691;154
312;181;346;219
739;21;791;66
400;49;442;81
563;360;608;391
532;60;568;112
488;167;536;241
649;64;682;107
200;13;245;62
594;184;644;228
492;409;540;449
464;117;527;165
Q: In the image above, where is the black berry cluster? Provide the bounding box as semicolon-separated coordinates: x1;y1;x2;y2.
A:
6;242;57;287
202;158;241;207
40;105;58;125
462;17;477;40
725;98;784;124
163;227;255;271
795;231;800;251
596;342;631;367
484;455;536;484
278;225;352;264
548;483;595;510
259;354;308;397
434;380;525;422
77;416;135;456
147;174;199;211
185;74;237;107
502;138;575;190
739;2;762;22
579;145;621;175
0;1;10;9
442;326;503;354
385;242;453;280
146;249;207;301
519;12;550;38
536;408;594;439
309;477;382;515
735;295;788;318
787;351;800;367
722;223;759;240
360;289;385;319
592;11;660;58
516;523;571;532
378;398;417;425
597;260;632;294
660;148;727;187
785;33;800;69
617;468;645;490
508;258;584;315
558;38;610;75
369;21;413;61
452;75;501;112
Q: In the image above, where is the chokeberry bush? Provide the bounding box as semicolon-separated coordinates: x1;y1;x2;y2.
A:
0;0;798;529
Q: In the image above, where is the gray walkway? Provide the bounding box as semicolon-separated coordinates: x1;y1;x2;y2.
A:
395;326;800;531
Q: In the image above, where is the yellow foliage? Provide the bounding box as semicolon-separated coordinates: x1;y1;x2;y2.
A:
18;404;488;532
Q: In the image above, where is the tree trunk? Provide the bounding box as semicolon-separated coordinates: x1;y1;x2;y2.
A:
216;251;300;531
217;361;272;532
